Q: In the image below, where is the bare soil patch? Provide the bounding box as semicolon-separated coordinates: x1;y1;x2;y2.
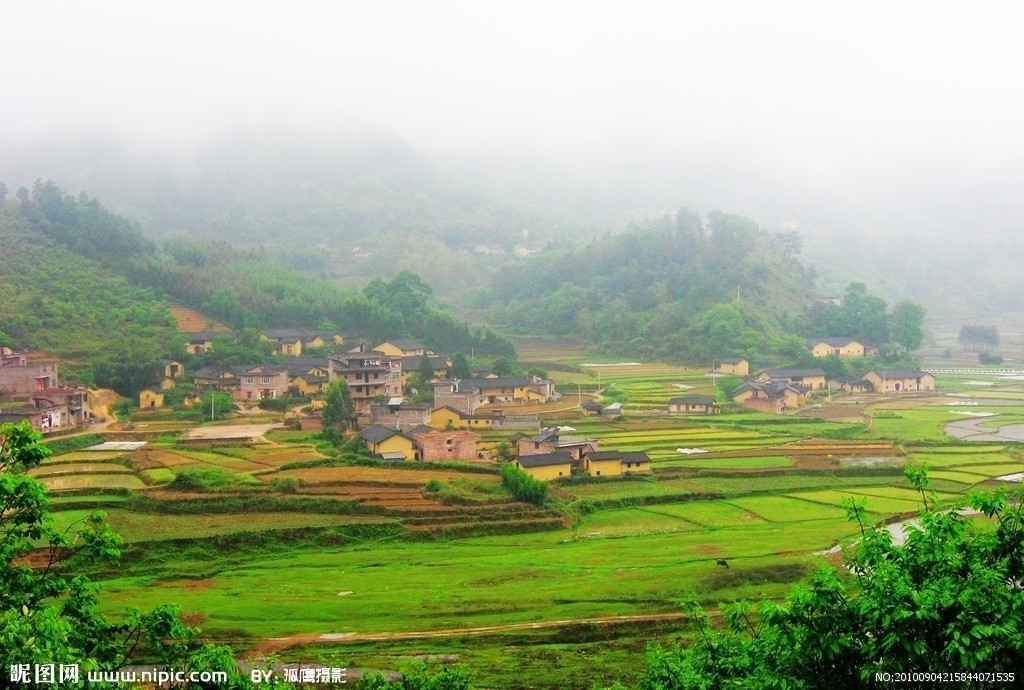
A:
272;466;499;486
170;305;231;332
127;449;197;469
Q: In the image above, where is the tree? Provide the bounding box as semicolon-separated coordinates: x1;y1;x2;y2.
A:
200;390;235;421
492;356;515;377
92;337;163;398
959;324;999;350
637;468;1024;688
322;380;356;431
842;282;889;345
450;353;472;379
889;300;927;352
0;421;256;688
416;353;435;383
0;180;7;203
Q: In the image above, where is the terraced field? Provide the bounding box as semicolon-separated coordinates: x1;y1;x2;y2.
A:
23;356;1024;690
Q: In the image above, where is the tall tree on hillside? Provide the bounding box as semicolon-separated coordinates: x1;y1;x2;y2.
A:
889;300;927;352
322;380;356;431
92;338;163;397
450;353;472;379
842;282;889;344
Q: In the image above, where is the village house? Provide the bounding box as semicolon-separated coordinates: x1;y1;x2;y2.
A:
756;368;827;390
0;354;58;396
716;357;750;376
160;360;185;390
302;331;347;350
432;380;483;415
358;423;481;461
359;424;418;460
667;397;721;415
260;330;347;357
428;405;503;431
0;347;27;366
863;369;935;393
828;376;874;393
514;451;574;481
281;358;330;396
192;366;242;395
434;376;555;409
517;427;598;462
370;399;433;432
289;372;330;397
409;426;481;461
0;387;91;431
731;381;807;414
805;337;876;358
327;349;402;413
374;339;429;358
184;332;223;354
262;330;304;357
580;400;604;416
399;354;451;387
139;388;165;409
584;450;652;477
236;365;291;401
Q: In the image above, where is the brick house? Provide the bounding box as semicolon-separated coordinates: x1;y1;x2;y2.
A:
409;426;481;461
667;397;721;415
328;349;402;413
236;366;291;401
0;355;58;396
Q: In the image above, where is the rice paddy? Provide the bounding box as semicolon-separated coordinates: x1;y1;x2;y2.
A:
21;356;1024;689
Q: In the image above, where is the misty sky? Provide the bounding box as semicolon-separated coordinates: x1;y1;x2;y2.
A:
4;1;1024;226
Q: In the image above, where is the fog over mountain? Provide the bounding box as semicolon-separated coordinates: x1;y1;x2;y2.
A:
2;1;1023;323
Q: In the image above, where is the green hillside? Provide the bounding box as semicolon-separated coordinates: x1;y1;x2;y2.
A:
0;204;175;365
0;183;516;371
484;210;813;362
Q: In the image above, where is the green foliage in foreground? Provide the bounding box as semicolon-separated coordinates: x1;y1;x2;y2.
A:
633;468;1024;689
355;663;472;690
499;461;549;505
0;421;254;688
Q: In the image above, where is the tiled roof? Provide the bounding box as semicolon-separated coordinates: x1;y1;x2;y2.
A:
516;452;574;468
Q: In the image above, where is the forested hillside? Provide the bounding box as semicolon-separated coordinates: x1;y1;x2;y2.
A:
483;210;814;362
0;205;175;365
0;182;516;374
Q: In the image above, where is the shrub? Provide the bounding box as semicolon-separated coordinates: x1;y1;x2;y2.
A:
169;468;256;491
979;350;1004;365
270;477;302;493
499;462;549;505
43;434;103;456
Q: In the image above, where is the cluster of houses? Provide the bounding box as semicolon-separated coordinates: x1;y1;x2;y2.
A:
510;427;651;480
656;343;937;417
0;348;91;432
686;348;936;414
163;337;556;414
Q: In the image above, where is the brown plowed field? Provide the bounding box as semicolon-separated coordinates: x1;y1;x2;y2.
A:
269;466;500;485
126;449;199;469
251;451;326;466
170;305;231;332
